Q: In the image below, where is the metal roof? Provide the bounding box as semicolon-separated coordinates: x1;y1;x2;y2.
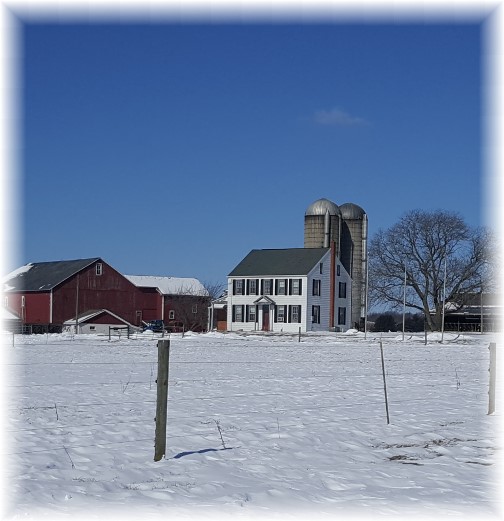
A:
228;248;329;277
305;198;341;216
340;202;366;220
3;258;101;292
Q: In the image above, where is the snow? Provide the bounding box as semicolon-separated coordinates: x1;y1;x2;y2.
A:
2;263;33;292
2;331;502;520
125;275;208;296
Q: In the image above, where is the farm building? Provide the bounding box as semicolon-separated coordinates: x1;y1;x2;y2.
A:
2;258;160;333
63;309;137;336
442;293;502;332
125;275;210;332
227;245;352;333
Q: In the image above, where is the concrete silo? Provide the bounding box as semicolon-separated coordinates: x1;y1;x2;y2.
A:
340;202;368;329
304;198;341;257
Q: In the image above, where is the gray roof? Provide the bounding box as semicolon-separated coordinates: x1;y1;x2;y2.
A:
340;202;366;220
229;248;329;277
3;258;101;292
305;198;341;216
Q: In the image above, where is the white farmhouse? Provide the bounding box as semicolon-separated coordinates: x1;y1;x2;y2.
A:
227;246;351;333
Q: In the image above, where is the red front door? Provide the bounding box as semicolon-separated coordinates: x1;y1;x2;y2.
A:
262;305;269;331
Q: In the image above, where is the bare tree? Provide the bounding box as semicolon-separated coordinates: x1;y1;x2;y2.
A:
368;210;494;331
165;281;225;332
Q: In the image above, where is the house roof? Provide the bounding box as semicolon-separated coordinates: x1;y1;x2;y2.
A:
125;275;208;296
228;248;329;277
3;258;101;292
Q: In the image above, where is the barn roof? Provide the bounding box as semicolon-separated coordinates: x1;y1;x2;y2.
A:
228;248;329;277
3;258;101;292
125;275;208;296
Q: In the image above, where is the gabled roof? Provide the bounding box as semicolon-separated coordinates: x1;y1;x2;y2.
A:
3;258;101;292
63;308;134;326
125;275;208;296
229;248;329;277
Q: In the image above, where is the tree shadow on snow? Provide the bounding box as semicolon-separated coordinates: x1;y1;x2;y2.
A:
171;447;234;460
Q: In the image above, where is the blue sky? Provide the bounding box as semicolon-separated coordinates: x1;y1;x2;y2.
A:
19;19;484;285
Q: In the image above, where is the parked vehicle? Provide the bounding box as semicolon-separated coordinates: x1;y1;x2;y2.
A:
142;320;165;333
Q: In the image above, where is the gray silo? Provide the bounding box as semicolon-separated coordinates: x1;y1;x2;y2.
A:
340;202;368;329
304;198;341;257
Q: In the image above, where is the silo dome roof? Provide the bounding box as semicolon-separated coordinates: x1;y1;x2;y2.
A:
305;198;341;216
340;202;366;219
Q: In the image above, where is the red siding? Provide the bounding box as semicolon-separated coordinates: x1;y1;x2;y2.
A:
52;260;161;326
8;293;50;324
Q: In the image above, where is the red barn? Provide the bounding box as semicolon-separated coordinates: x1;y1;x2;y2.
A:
3;258;161;333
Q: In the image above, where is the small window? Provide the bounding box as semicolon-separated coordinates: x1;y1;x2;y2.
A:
276;305;286;323
312;279;321;296
233;305;244;322
248;279;257;295
339;282;347;299
312;305;321;324
89;326;96;331
247;305;256;322
290;305;301;323
338;307;347;326
277;279;286;295
337;265;341;276
319;263;323;274
291;279;300;295
169;310;175;320
96;263;103;276
234;279;244;295
263;279;273;295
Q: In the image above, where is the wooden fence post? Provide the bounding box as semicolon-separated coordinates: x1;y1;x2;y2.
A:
488;342;496;415
154;339;170;461
380;340;390;425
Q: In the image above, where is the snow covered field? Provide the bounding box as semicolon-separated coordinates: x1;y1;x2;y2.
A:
2;330;502;520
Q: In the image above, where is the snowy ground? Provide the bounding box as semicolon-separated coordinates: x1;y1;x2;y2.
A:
2;330;502;520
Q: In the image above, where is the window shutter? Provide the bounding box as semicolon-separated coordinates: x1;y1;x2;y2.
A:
288;305;291;323
289;279;292;295
298;305;302;323
232;305;236;322
242;279;246;295
246;280;249;295
274;305;278;322
299;279;302;295
275;279;278;295
256;279;259;295
270;279;273;295
261;279;264;295
233;280;236;295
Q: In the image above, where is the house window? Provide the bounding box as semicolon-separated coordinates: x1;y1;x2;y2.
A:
192;305;198;314
263;279;273;295
247;305;257;322
247;279;258;295
339;282;347;299
233;279;244;295
276;279;287;295
290;305;301;323
338;307;347;326
312;279;321;296
319;263;323;274
169;310;175;320
337;265;341;276
276;305;286;323
312;305;321;324
291;279;301;295
233;305;244;322
90;326;96;331
96;263;103;276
